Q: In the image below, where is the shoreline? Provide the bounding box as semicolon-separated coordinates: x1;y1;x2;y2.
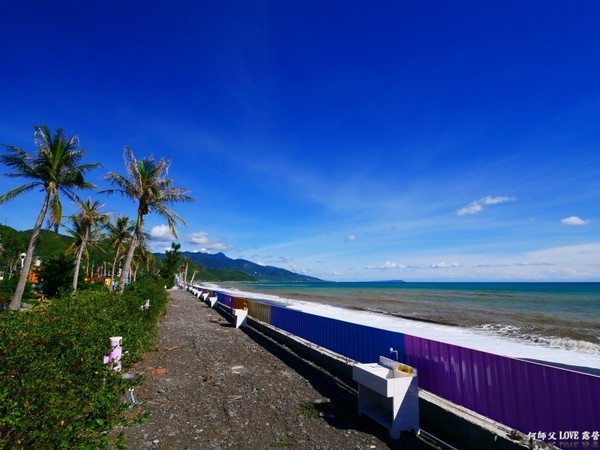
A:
201;282;600;372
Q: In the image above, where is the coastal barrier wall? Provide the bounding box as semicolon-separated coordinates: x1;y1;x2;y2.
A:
204;287;600;444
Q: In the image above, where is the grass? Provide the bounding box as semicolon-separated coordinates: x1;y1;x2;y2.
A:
271;439;295;447
298;401;320;418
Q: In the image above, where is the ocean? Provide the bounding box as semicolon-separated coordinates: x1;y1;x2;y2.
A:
217;281;600;370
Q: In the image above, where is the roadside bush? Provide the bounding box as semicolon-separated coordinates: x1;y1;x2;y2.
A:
0;278;35;308
38;254;75;298
0;277;169;449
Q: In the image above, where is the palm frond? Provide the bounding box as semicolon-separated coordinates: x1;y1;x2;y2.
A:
0;182;39;205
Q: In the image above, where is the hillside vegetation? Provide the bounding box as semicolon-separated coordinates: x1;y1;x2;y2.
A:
0;226;315;286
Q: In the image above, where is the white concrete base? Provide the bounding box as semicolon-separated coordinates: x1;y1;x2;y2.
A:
233;308;248;328
353;360;419;439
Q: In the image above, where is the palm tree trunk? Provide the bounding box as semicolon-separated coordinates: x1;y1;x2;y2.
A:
118;232;138;294
72;231;89;292
10;193;50;309
111;253;119;281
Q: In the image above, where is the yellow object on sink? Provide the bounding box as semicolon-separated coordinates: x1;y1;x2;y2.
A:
396;363;413;375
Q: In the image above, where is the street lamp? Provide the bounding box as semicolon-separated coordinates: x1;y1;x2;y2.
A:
20;252;26;269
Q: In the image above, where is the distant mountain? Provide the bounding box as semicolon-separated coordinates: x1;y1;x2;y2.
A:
178;251;322;282
0;223;321;282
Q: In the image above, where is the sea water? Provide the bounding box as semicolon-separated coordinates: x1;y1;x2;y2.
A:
213;281;600;371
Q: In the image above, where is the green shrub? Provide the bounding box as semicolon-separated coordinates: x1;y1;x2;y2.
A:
38;254;75;298
0;278;35;307
0;277;169;449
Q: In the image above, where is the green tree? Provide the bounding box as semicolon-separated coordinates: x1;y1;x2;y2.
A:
0;227;28;279
0;277;33;310
106;214;134;281
132;232;154;282
180;255;191;284
101;147;193;293
159;242;181;287
0;126;100;309
65;199;108;292
38;254;75;298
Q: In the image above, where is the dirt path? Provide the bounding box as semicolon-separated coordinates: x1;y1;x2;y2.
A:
113;288;433;449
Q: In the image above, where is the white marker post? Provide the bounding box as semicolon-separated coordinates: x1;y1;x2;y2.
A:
103;336;123;372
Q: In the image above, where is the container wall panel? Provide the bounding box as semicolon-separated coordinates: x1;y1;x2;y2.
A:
247;300;271;324
401;333;600;436
232;297;249;310
212;290;600;440
269;305;406;364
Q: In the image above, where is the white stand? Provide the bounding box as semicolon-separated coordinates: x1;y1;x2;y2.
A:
353;358;419;439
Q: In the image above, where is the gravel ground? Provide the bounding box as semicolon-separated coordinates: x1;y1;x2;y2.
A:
112;288;435;450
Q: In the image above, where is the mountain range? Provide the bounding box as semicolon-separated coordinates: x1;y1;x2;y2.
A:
0;224;320;282
178;251;322;282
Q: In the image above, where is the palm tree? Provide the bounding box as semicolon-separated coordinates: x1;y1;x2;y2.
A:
101;147;193;293
131;236;153;282
0;125;100;309
189;263;202;285
66;199;108;292
106;214;135;281
180;256;191;284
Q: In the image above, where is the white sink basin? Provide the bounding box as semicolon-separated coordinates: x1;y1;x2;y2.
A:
353;356;416;397
353;356;420;438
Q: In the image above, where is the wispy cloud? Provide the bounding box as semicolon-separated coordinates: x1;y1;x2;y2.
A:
345;234;357;243
560;216;590;226
365;261;406;270
456;195;517;216
527;243;600;260
187;231;230;252
473;263;510;268
431;262;460;268
514;262;555;266
259;255;293;266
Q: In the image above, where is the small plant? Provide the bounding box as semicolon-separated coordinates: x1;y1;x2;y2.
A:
121;410;150;427
298;401;320;418
271;439;295;447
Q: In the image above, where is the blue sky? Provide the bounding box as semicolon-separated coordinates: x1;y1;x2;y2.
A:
1;1;599;281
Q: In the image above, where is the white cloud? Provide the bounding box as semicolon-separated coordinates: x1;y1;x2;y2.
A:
456;195;517;216
431;262;460;268
345;234;357;242
187;231;231;252
150;225;175;241
514;262;554;266
473;263;510;268
366;261;406;270
561;216;590;226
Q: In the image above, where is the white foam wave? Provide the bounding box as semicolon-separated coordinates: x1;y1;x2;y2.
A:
474;323;600;356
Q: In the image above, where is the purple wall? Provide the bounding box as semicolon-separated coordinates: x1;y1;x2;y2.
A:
403;335;600;435
215;292;600;443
